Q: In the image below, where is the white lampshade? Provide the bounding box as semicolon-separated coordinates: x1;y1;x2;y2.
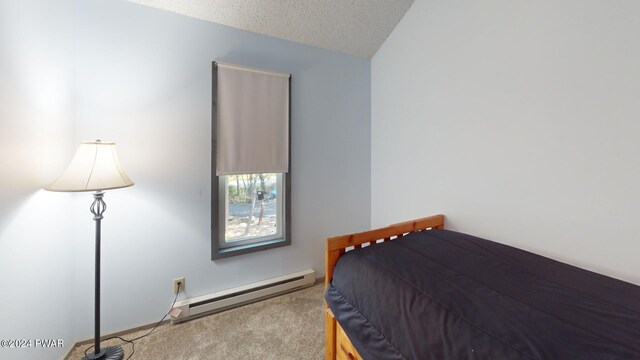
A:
45;140;134;192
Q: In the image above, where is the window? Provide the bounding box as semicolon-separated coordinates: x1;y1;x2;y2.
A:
219;173;284;247
211;62;291;259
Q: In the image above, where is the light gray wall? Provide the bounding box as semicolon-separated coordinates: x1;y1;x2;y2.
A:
71;0;371;338
372;0;640;285
0;0;76;359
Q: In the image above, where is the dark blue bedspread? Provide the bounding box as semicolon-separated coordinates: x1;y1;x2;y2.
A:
325;229;640;359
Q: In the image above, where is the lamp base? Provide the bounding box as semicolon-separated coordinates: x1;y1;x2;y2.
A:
81;345;124;360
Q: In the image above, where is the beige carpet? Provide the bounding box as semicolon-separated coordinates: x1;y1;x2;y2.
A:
68;283;325;360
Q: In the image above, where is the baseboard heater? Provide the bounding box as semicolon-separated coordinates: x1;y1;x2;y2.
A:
170;269;315;323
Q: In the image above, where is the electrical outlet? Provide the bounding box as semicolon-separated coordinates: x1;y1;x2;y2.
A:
173;277;185;293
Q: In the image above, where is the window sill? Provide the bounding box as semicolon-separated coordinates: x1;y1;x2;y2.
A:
212;237;290;260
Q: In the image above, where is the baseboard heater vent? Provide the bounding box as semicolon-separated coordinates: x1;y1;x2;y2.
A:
170;269;315;323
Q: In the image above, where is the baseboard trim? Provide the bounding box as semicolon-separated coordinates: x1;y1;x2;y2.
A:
62;344;75;360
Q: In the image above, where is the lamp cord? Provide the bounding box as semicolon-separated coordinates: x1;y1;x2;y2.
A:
83;290;180;359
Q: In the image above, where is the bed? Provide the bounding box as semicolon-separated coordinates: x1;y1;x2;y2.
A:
324;214;640;360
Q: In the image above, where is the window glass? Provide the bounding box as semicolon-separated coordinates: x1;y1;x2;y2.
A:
220;173;284;247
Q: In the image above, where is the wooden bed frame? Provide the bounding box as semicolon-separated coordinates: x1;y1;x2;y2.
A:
324;214;445;360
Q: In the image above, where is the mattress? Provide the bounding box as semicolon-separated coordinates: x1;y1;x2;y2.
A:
325;229;640;359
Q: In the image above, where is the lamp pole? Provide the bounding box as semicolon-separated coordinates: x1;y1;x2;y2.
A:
86;191;123;360
91;191;105;358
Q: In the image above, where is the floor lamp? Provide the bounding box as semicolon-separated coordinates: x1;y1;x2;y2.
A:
46;140;134;360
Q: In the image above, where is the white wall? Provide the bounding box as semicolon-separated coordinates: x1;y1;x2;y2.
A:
372;0;640;285
0;0;76;359
70;0;371;338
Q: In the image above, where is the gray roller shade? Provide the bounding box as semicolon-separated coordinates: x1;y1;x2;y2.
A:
216;62;290;175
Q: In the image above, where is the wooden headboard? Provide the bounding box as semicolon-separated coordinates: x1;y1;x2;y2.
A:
325;214;445;288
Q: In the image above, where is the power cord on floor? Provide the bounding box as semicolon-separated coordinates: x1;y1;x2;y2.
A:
83;288;181;360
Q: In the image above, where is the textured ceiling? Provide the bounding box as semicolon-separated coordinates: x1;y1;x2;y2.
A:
125;0;414;58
